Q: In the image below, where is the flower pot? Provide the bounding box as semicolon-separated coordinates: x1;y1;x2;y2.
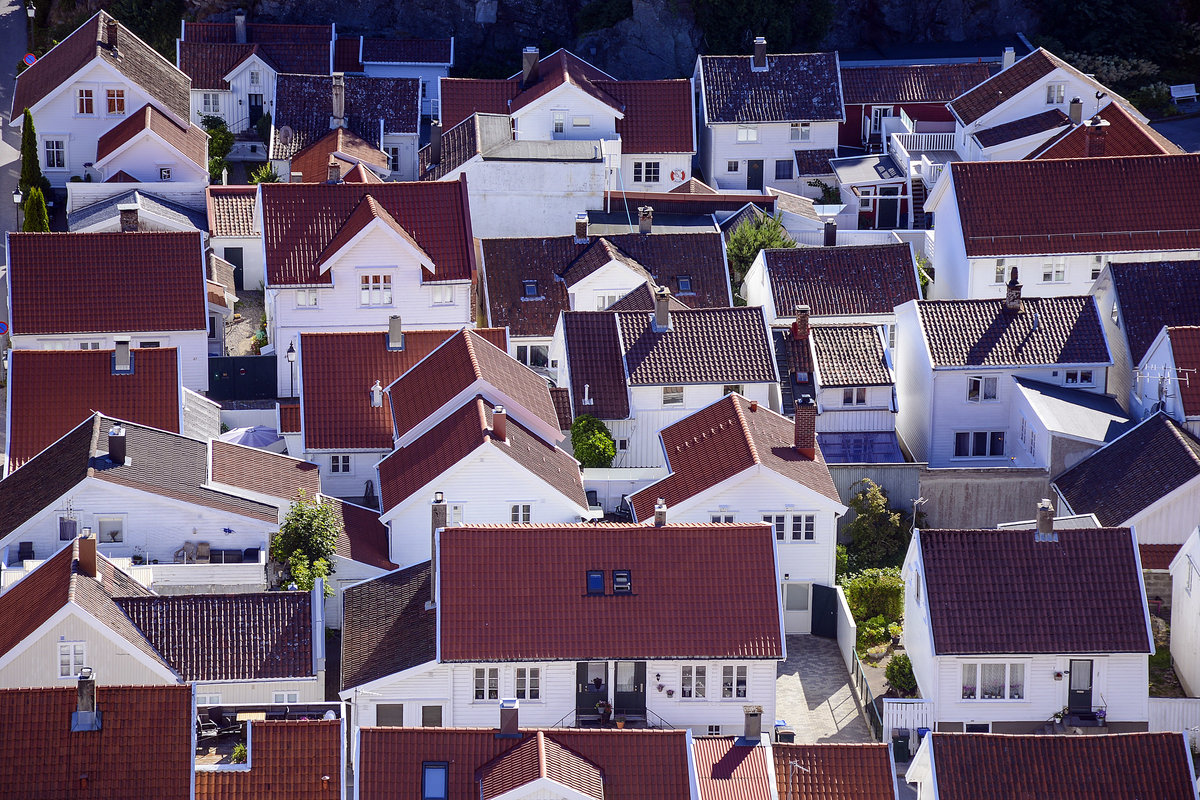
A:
616;720;626;729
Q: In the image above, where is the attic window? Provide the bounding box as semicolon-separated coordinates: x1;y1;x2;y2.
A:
586;570;605;595
677;275;692;292
613;570;631;593
523;280;539;298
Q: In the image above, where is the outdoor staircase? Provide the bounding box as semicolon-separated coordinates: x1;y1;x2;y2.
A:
910;179;930;229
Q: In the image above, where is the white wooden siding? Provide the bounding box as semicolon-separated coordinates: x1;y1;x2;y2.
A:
10;330;209;392
705;121;839;196
0;612;169;689
893;300;934;462
1123;476;1200;545
815;385;895;433
1169;534;1200;696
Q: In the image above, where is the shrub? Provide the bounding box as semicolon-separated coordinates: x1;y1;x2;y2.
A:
22;186;49;232
835;544;849;582
844;479;912;570
231;742;247;764
1126;82;1172;115
807;178;841;205
571;415;616;468
857;614;890;652
203;115;234;183
249;164;280;184
255;111;273;145
727;214;795;301
842;567;904;623
885;653;918;696
271;490;340;595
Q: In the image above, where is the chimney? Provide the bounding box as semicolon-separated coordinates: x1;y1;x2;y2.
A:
106;19;119;54
107;424;127;465
370;380;383;408
492;405;507;442
791;304;810;342
749;399;758;411
78;534;97;579
743;705;763;742
428;492;447;610
387;315;404;350
234;9;247;44
752;37;767;71
1003;267;1023;314
71;668;101;732
794;395;816;460
1084;115;1110;158
521;46;539;87
823;219;837;247
118;204;138;232
327;158;341;184
574;212;589;243
1068;97;1083;125
331;74;346;129
653;285;672;332
429;121;442;165
1002;46;1015;70
499;698;519;736
638;205;653;234
114;339;131;372
1035;498;1058;542
654;498;667;527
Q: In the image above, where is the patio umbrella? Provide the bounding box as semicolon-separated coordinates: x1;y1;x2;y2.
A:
219;425;286;453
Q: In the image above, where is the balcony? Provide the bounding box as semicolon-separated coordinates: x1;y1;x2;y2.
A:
887;132;959;187
196;702;341;770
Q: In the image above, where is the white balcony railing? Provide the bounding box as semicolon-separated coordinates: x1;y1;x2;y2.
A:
889;132;959;177
882;697;936;742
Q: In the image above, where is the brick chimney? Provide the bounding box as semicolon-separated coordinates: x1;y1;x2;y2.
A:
428;492;447;610
791;304;810;342
492;405;508;442
1035;498;1057;542
234;9;247;44
1003;267;1023;314
78;534;97;579
330;74;346;130
652;285;672;332
327;158;341;184
638;205;653;234
654;498;667;527
429;121;442;165
1069;97;1083;125
387;315;404;350
574;212;589;243
751;37;767;71
794;395;816;459
823;219;837;247
118;204;138;232
1084;115;1110;158
106;19;119;54
521;46;539;87
107;424;127;465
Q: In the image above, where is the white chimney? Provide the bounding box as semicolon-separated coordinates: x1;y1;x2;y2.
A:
387;315;404;350
234;9;247;44
330;74;346;129
370;380;383;408
1002;47;1015;70
428;492;447;610
638;205;653;234
653;286;672;332
1035;499;1057;542
654;498;667;527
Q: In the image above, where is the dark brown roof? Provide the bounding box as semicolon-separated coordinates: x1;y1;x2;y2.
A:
811;324;893;387
771;743;896;800
561;312;630;419
0;684;193;799
272;75;418;159
438;523;783;661
209;440;321;501
0;417;94;537
918;527;1151;654
550;386;574;431
763;243;919;318
333;36;363;72
1110;260;1200;364
331;498;395;570
260;181;474;286
949;48;1079;125
606;281;691;312
279;402;300;433
96;103;208;169
1054;413;1200;525
915;296;1110;367
948;155;1200;257
8;232;207;335
179;36;331;90
290;127;388;183
926;732;1197;799
419;112;481;180
1032;101;1184;159
1140;543;1181;571
439;78;518;130
973;109;1070;149
699;52;844;123
609;190;775;217
670;177;718;194
341;561;435;688
1167;326;1200;416
13;11;190;121
794;148;837;176
195;719;343;800
483;232;730;337
840;63;994;105
184;20;332;44
362;37;453;64
629;393;841;520
116;592;314;680
207;185;258;237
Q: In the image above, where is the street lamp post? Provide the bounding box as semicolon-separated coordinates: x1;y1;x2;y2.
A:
286;342;296;398
13;188;23;230
26;4;35;49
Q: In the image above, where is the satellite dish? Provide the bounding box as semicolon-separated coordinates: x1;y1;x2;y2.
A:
278;125;293;146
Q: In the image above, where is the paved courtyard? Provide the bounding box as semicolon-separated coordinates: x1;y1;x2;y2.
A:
776;634;874;743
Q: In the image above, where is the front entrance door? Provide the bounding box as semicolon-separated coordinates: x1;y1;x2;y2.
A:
576;661;608;715
248;93;264;126
614;661;646;717
782;582;814;634
747;160;764;191
223;246;244;291
876;185;900;229
811;584;837;637
1068;659;1093;713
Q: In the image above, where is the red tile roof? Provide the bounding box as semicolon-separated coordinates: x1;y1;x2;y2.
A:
439;78;519;129
299;328;507;451
1032;101;1184;159
181;21;332;88
771;743;896;800
917;527;1151;654
6;347;181;471
550;386;574;431
629;394;840;520
272;74;418;159
1167;326;1200;416
479;731;604;800
973;109;1069;149
506;50;619;115
763;243;919;318
343;162;385;183
341;560;435;688
260;181;474;286
948;154;1200;257
811;324;893;387
317;194;431;273
438;522;783;661
278;402;300;433
926;732;1196;799
362;37;453;64
0;684;193;799
561;312;630;419
949;49;1079;125
915;296;1110;367
13;11;190;122
209;440;321;501
106;169;139;182
96;103;208;169
1054;413;1200;526
670;177;718;194
330;498;395;570
1140;543;1181;571
207;185;258;237
699;52;844;124
840;63;994;105
606;281;692;312
8;232;206;335
793;148;837;176
693;737;774;800
195;719;343;800
1110;261;1200;365
358;728;692;800
290;127;389;183
595;78;693;153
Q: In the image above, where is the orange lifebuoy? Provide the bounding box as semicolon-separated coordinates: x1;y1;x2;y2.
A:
671;169;686;182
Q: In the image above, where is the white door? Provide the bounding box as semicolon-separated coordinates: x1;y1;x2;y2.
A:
781;582;812;633
871;107;893;134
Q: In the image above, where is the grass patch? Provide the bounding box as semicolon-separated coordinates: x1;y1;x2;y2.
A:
1149;648;1186;698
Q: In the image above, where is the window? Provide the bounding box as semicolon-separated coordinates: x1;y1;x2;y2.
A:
78;341;101;350
106;88;126;115
58;643;85;678
1091;254;1108;280
422;705;443;726
784;583;810;611
202;92;220;113
711;514;734;523
77;89;94;114
159;167;171;181
789;123;801;141
553;111;565;134
727;160;739;173
858;186;874;210
1043;258;1066;282
448;504;464;524
633;161;660;183
360;274;393;306
420;80;429;99
677;275;692;292
736;125;758;142
273;691;300;704
572;116;591;127
1064;369;1094;385
965;723;992;733
722;384;744;396
586;570;605;595
595;293;622;310
511;504;531;523
791;122;811;142
296;289;319;307
791;514;816;541
994;258;1007;284
617;438;628;451
763;514;786;540
385;146;400;172
58;516;78;541
612;570;631;593
97;517;123;543
681;665;706;698
331;455;350;473
775;159;794;180
953;431;1006;458
431;285;454;305
474;668;499;700
422;763;449;800
843;387;867;406
138;341;161;349
250;70;261;86
522;280;539;298
966;376;999;402
961;662;1025;700
722;665;747;698
1111;301;1120;326
516;344;549;368
1046;83;1066;104
707;725;722;735
662;386;684;406
44;139;65;169
516;667;540;699
196;693;221;706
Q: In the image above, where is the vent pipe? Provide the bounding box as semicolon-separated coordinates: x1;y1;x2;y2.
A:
428;492;447;610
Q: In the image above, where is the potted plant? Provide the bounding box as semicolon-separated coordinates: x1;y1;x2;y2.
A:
1053;708;1065;724
595;700;612;724
614;713;627;729
666;689;675;698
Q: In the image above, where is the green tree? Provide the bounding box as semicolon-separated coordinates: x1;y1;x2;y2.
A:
249;164;281;184
844;478;913;570
727;214;795;303
22;186;49;232
271;490;340;596
841;567;904;623
885;653;918;696
571;415;616;468
19;109;49;197
202;115;234;184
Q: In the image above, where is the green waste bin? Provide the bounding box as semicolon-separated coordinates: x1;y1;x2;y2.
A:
892;729;911;762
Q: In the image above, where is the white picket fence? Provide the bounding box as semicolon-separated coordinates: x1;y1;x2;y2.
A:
1149;697;1200;752
883;698;935;743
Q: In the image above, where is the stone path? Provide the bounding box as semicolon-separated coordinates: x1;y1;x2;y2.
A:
776;634;874;743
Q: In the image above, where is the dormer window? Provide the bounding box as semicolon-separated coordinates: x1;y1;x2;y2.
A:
361;274;393;307
106;88;125;115
677;275;692;292
523;280;539;298
422;762;449;800
613;570;631;593
586;570;605;595
77;89;94;115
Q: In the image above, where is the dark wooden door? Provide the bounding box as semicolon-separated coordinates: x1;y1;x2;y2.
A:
614;661;646;716
1068;659;1093;713
576;662;607;713
223;246;244;291
812;584;838;638
248;94;264;125
747;160;764;191
877;186;900;229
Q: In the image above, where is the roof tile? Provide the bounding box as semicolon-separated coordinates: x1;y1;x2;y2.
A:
840;63;994;105
1032;101;1184;159
1167;326;1200;416
209;440;321;501
96;103;208;169
290;128;388;183
330;498;395;570
1111;260;1200;365
973;109;1069;149
771;742;896;800
207;185;257;237
272;75;417;159
811;325;893;387
700;52;843;124
763;243;919;318
195;719;343;800
341;560;434;688
949;49;1073;125
362;37;453;64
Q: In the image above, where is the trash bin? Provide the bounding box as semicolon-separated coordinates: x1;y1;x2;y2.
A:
916;727;930;740
774;720;795;743
892;728;911;762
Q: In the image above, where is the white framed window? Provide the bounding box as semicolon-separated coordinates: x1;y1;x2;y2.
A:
138;340;161;349
617;438;628;451
202;92;220;114
44;138;66;169
966;375;999;403
1043;258;1066;282
994;258;1007;284
106;88;126;115
552;111;565;134
727;160;739;173
1064;369;1094;386
681;665;706;698
77;88;94;114
331;455;350;473
360;274;393;306
97;517;123;543
78;341;101;350
474;667;499;700
710;514;734;523
516;667;540;699
791;122;811;142
1028;428;1037;457
421;705;442;726
431;285;454;306
273;691;300;704
1091;254;1108;281
448;503;465;524
1045;83;1066;104
961;662;1025;700
250;70;261;86
721;665;747;699
722;384;744;396
953;431;1005;458
843;387;867;406
736;125;758;142
385;146;400;172
296;289;319;307
158;167;171;182
791;514;816;541
516;344;549;368
595;293;621;310
196;693;221;706
58;642;86;678
419;80;429;100
633;161;660;183
423;763;449;799
858;186;875;210
572;116;591;127
510;504;531;523
783;582;810;611
1111;301;1120;326
662;386;684;406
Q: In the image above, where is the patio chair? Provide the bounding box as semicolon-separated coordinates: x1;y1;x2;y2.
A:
208;707;242;736
17;542;34;562
173;541;196;564
195;541;211;564
196;713;219;740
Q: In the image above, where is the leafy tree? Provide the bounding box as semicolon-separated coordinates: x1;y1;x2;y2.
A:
202;115;234;184
22;187;49;232
885;653;919;696
249;164;281;184
844;478;913;570
841;567;904;624
727;214;795;302
19;109;49;197
807;178;841;205
571;415;616;468
271;490;340;596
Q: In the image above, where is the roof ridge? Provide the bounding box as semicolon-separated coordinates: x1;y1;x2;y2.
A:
1163;413;1200;465
730;395;762;465
461;328;483;381
537;730;547;777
